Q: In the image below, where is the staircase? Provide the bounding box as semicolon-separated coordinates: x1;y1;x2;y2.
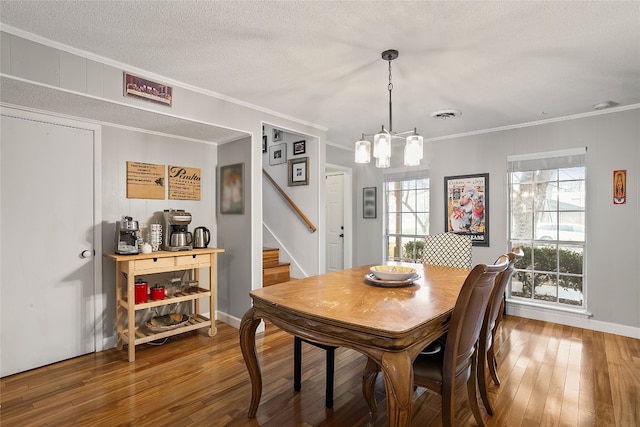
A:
262;247;291;286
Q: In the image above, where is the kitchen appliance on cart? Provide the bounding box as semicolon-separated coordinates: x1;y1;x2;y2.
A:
162;209;193;251
115;216;140;255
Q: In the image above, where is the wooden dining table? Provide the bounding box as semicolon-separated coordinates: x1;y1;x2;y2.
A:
239;263;470;426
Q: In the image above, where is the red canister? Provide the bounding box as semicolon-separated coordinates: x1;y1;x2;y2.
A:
150;285;165;301
134;282;148;304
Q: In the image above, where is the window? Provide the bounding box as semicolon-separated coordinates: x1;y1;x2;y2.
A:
507;149;586;308
384;171;429;262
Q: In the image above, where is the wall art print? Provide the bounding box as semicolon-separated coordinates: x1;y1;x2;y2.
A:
445;173;489;247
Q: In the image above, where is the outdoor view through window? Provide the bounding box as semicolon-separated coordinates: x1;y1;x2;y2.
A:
508;156;586;308
385;174;430;262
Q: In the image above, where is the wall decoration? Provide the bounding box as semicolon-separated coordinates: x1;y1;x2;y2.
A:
262;134;267;153
614;169;626;204
220;163;244;214
288;157;309;186
273;128;282;142
363;187;377;219
126;161;165;199
444;173;489;246
168;165;201;200
124;72;172;106
269;143;287;165
293;140;306;155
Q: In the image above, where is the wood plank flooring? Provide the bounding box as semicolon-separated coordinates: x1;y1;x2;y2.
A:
1;316;639;426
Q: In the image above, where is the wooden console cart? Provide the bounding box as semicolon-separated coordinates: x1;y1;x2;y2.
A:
105;248;224;362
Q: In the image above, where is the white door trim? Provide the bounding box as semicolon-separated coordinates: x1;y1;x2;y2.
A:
1;105;104;352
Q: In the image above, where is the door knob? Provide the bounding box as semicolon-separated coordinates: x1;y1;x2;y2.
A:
339;234;344;238
80;250;92;259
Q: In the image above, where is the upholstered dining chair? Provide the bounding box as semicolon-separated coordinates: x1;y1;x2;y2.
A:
477;248;524;415
411;255;509;427
421;232;473;269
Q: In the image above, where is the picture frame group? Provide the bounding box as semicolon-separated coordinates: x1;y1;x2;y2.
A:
288;157;309;186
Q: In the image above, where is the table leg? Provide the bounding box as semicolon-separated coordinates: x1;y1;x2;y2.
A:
239;307;262;418
362;356;380;423
380;351;413;427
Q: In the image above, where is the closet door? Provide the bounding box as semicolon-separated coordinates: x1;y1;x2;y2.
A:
1;111;96;377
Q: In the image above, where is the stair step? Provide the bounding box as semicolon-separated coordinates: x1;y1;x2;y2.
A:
262;247;281;268
263;262;291;287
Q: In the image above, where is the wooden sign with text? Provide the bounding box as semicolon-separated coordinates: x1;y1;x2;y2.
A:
168;165;201;200
126;161;165;199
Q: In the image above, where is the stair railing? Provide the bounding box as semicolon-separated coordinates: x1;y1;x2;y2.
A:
263;169;317;233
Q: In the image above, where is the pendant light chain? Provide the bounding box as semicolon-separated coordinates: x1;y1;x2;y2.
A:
388;58;393;133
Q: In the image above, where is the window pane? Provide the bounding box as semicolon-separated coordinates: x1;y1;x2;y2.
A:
559;276;583;306
558;245;583;274
533;243;557;272
511;271;532;298
558;180;585;210
387;213;400;234
534;273;557;302
401;213;417;235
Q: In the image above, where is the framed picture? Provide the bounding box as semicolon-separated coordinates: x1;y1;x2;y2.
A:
262;134;267;153
273;128;282;142
363;187;377;218
288;157;309;186
444;173;489;246
219;163;244;214
123;72;172;106
269;143;287;165
614;169;626;204
293;140;306;155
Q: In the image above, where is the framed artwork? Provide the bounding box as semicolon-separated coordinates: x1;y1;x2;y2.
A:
444;173;489;246
262;134;267;153
613;169;626;204
269;143;287;165
219;163;244;214
363;187;377;218
293;140;306;155
123;72;172;106
288;157;309;186
273;128;282;142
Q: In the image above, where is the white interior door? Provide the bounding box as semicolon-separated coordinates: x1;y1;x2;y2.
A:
325;173;344;271
1;111;96;377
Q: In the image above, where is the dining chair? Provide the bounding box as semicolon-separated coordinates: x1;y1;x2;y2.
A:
293;337;336;408
477;248;524;415
421;232;473;269
419;232;473;356
411;255;509;427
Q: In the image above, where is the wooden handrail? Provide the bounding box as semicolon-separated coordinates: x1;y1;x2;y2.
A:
263;169;317;233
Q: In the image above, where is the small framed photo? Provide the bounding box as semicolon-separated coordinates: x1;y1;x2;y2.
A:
293;140;306;155
269;143;287;165
262;134;267;153
363;187;377;218
123;72;172;106
273;128;282;142
219;163;244;214
288;157;309;186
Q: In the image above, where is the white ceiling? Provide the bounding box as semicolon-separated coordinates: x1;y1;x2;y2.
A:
1;1;639;148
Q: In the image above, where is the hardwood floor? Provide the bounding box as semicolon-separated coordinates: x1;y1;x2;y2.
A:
2;316;639;426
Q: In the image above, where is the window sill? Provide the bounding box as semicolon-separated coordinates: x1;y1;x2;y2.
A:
506;298;593;318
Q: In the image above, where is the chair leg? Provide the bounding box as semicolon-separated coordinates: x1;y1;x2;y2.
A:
293;337;302;392
467;350;486;427
477;338;493;415
325;347;335;408
487;333;500;386
441;380;455;427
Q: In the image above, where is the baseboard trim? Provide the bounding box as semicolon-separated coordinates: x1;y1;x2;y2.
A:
506;302;640;339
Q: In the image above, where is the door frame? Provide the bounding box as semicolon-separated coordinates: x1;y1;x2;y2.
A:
1;105;104;352
325;163;353;270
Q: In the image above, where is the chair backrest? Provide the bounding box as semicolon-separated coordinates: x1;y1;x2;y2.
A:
421;232;472;269
483;248;524;333
443;255;509;376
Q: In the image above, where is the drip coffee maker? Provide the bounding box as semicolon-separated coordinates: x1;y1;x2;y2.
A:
115;216;140;255
162;209;193;251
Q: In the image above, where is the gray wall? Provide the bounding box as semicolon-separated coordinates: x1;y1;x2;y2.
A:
348;108;640;332
217;137;252;319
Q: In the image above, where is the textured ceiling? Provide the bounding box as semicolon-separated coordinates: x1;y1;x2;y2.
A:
1;1;639;147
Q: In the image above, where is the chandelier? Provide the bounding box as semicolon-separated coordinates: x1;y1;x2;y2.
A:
354;49;423;168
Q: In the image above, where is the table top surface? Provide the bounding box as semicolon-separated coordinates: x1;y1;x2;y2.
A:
250;263;469;336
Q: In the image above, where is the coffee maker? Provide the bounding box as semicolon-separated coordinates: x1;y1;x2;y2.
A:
162;209;193;251
115;216;140;255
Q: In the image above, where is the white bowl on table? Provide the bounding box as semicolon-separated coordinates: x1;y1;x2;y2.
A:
369;265;416;281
